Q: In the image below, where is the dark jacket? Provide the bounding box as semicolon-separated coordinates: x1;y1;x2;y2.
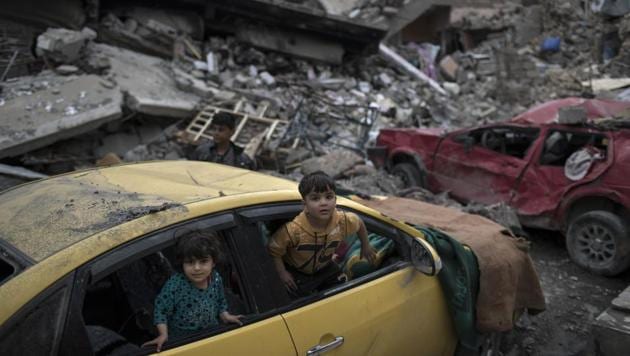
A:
191;141;257;170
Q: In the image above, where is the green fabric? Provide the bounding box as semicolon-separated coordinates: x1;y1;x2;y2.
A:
341;233;395;280
416;225;481;354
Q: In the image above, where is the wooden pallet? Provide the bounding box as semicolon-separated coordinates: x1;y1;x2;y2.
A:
185;101;289;152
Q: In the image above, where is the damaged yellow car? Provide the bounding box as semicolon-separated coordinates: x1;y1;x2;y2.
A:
0;161;456;355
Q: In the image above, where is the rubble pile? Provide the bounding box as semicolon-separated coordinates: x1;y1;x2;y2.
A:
343;0;405;24
1;0;629;199
609;13;630;77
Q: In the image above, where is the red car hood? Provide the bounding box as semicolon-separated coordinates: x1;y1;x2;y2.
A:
511;98;630;125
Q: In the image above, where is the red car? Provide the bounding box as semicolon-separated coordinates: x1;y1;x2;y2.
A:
370;98;630;276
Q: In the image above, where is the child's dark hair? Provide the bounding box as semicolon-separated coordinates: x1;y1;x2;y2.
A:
212;112;237;130
298;171;336;198
175;231;223;265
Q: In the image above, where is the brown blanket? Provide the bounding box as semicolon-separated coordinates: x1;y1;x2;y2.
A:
353;196;546;333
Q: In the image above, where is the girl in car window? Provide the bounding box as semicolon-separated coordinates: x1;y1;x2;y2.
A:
143;231;243;352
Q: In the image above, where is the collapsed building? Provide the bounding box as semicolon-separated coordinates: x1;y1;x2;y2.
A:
0;0;628;192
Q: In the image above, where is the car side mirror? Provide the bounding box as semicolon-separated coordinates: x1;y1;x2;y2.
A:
410;237;442;276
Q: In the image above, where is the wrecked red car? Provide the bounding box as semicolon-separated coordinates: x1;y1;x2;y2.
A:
370;98;630;276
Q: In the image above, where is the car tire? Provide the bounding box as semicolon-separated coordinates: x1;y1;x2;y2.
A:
566;210;630;276
86;325;140;356
392;163;426;188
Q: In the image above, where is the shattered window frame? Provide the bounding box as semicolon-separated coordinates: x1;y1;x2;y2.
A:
452;125;540;159
538;128;609;167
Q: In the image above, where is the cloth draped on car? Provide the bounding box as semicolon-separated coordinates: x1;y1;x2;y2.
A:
353;196;546;333
418;226;480;354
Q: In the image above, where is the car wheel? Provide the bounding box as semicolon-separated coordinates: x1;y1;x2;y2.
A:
566;210;630;276
392;163;426;188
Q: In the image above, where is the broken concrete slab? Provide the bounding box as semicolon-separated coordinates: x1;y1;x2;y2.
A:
300;149;364;178
92;43;200;118
236;26;345;64
583;78;630;93
593;284;630;356
318;0;362;16
0;74;123;159
210;0;386;55
36;27;96;63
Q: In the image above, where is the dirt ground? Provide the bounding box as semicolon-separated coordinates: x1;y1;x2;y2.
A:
507;229;630;356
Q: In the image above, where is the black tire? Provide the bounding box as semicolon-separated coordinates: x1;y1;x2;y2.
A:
392;163;426;188
86;325;140;356
566;210;630;276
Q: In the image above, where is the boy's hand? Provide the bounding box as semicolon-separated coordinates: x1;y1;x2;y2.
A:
142;333;168;353
279;269;297;291
221;312;245;326
361;245;377;264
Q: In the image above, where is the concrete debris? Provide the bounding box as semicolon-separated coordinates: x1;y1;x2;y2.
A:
91;43;201;118
1;0;629;189
35;27;96;63
592;0;630;17
99;12;201;60
236;25;345;64
300;149;364;178
463;202;525;237
318;0;362;16
379;43;447;96
584;77;630;93
0;73;123;159
55;65;80;75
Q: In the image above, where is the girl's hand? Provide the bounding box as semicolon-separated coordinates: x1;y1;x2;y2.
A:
361;245;377;264
142;333;168;353
221;312;244;325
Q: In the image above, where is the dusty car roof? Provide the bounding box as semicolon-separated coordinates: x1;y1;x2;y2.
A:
0;161;298;261
510;98;630;125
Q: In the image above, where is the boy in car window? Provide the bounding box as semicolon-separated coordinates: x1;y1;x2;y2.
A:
268;171;376;297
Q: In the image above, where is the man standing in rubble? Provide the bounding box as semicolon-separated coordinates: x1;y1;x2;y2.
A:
190;112;257;170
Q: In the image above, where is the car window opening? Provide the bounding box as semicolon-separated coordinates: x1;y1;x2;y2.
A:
457;127;540;159
0;258;15;285
540;130;607;166
81;230;248;354
260;213;406;304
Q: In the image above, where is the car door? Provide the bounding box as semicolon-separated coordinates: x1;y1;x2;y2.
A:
70;212;296;356
237;203;456;356
511;127;612;222
432;126;538;205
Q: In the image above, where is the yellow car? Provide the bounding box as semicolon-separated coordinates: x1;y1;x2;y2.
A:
0;161;456;355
